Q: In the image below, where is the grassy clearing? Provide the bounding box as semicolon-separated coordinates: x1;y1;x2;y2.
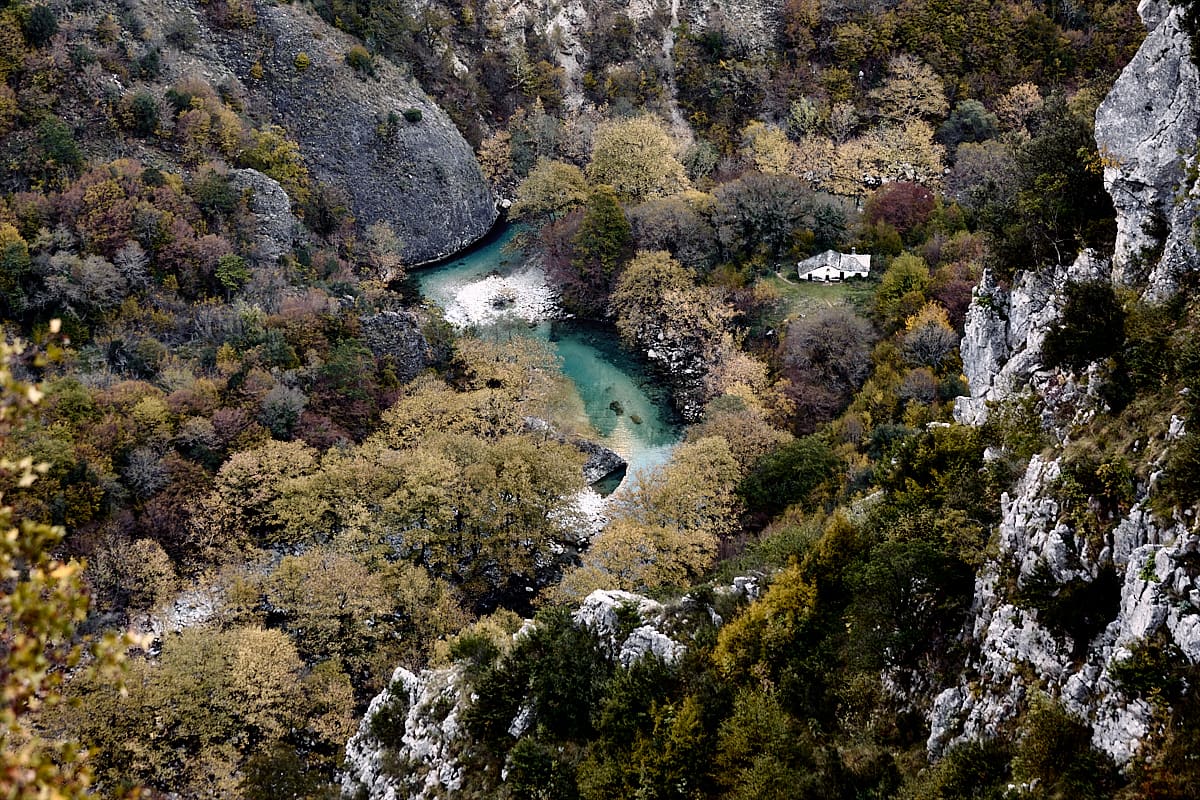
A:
761;271;877;321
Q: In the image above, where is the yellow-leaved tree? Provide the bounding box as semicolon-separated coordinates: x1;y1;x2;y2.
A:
0;325;132;798
586;114;690;203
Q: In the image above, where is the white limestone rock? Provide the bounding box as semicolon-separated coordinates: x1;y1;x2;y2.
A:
574;589;685;666
342;666;467;800
934;0;1200;770
228;168;297;265
954;252;1109;425
344;588;688;799
1095;2;1200;299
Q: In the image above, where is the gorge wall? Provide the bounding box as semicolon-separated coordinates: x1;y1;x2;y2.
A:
133;0;498;264
936;0;1200;764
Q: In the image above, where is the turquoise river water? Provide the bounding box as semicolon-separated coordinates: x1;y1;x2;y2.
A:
415;226;681;485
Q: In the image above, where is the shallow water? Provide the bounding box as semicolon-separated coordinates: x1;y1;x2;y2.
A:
414;227;681;482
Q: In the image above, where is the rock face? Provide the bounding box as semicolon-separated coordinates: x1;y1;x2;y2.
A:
1095;0;1200;299
644;336;714;424
926;456;1185;764
341;588;685;800
523;416;628;485
360;310;435;384
342;665;468;800
936;1;1200;766
140;0;497;264
476;0;779;122
573;589;686;666
954;251;1108;426
227;168;297;264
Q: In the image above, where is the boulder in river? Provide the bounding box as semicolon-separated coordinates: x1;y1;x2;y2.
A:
523;417;627;486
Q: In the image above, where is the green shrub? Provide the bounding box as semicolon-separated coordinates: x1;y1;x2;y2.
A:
237;126;310;205
448;630;501;672
1013;562;1121;656
738;436;839;517
402;107;423;123
1012;696;1121;799
1162;431;1200;509
345;44;375;76
35;116;83;185
907;739;1012;800
1170;0;1200;66
1042;280;1125;371
135;47;162;79
293;51;311;71
368;684;411;746
190;168;239;221
164;17;199;50
216;254;250;294
1051;456;1134;547
123;91;160;137
1110;630;1188;704
23;5;57;47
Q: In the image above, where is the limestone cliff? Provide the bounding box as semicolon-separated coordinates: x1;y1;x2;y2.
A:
1095;0;1200;299
135;0;498;264
936;0;1200;765
439;0;779;136
341;589;689;800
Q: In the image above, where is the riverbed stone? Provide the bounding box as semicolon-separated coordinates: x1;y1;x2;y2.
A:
523;416;628;485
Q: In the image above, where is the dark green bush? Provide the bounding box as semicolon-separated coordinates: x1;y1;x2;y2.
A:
908;739;1012;800
738;436;839;517
1013;562;1121;656
847;539;973;672
402;107;423;123
23;5;58;47
127;92;159;137
190;169;239;220
502;738;577;800
1171;0;1200;66
135;47;162;79
368;684;411;746
1012;697;1121;799
1041;280;1125;370
1110;630;1188;703
1162;431;1200;509
35;116;84;184
448;630;501;674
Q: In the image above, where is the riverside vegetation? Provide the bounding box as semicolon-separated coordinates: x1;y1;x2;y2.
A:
3;0;1200;797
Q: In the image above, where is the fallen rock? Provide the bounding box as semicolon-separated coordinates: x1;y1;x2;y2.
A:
523;416;627;485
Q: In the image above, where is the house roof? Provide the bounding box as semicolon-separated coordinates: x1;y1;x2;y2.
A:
798;249;871;275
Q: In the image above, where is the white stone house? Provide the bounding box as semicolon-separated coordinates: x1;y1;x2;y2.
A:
797;249;871;282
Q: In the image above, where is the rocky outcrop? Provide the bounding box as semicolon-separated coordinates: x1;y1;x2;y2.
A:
573;589;686;666
937;1;1200;766
523;416;628;485
341;588;686;800
926;455;1190;765
1095;0;1200;299
360;310;434;384
477;0;778;119
342;665;469;800
954;251;1108;426
228;168;297;264
140;0;497;264
128;584;220;652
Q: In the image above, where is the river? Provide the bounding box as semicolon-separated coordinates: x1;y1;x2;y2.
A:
414;226;682;488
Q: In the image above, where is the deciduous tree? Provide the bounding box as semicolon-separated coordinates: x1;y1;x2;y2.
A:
869;55;948;123
586;115;689;203
510;159;591;226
